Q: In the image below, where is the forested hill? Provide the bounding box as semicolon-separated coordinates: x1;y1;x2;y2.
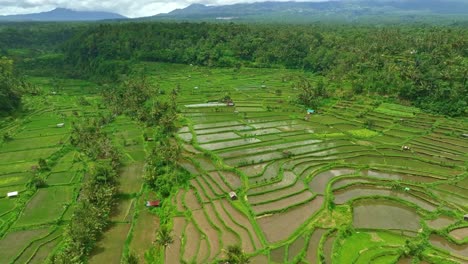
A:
63;23;467;116
150;0;468;23
0;8;126;21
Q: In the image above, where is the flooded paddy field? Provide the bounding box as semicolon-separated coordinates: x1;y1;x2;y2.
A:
169;63;467;263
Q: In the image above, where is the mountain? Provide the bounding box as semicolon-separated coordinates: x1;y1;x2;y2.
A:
0;8;126;22
149;0;468;23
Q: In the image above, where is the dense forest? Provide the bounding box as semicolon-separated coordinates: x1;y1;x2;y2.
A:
1;22;467;116
63;23;467;116
0;57;23;115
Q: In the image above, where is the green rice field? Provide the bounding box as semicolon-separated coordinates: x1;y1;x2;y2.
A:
0;62;467;263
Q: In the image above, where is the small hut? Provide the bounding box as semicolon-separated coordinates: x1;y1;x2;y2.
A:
402;145;411;151
464;214;468;221
229;191;238;200
7;191;18;198
146;200;160;207
462;133;468;138
56;123;65;128
307;109;315;115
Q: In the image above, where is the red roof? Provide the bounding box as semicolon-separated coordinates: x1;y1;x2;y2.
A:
146;200;160;207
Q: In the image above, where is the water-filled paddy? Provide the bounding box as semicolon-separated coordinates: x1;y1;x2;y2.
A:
427;216;456;230
270;246;286;263
449;228;468;241
251;190;314;215
305;229;327;263
248;179;305;203
287;235;306;262
308;168;356;194
362;169;439;183
334;184;438;211
200;137;261;151
352;199;421;231
257;196;323;243
430;234;468;258
169;64;468;263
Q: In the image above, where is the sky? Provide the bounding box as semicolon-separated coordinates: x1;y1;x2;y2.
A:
0;0;330;18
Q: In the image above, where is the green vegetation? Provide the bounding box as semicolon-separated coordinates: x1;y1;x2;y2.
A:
60;23;467;116
347;129;380;139
223;244;251;264
0;57;23;115
52;117;122;263
0;19;466;264
375;103;421;118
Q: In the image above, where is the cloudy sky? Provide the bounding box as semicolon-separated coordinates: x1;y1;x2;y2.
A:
0;0;330;18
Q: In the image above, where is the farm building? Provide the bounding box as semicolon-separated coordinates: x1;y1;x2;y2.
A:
146;200;160;207
307;109;315;114
229;191;238;200
464;214;468;221
462;133;468;138
56;123;65;128
7;191;18;198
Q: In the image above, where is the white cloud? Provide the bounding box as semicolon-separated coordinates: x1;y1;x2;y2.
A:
0;0;330;18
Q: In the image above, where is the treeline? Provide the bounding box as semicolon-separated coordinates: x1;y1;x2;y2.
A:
102;76;179;132
62;22;467;116
52;116;120;263
102;75;190;193
1;22;466;116
1;55;50;116
0;23;83;52
0;57;23;115
103;75;190;262
0;23;88;77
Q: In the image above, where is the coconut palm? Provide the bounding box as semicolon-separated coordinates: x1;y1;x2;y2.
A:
223;245;250;264
155;226;174;248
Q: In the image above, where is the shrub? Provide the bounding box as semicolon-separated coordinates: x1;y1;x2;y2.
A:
2;132;13;142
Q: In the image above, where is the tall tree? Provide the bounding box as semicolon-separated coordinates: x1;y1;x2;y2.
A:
223;245;251;264
0;57;22;114
155;226;174;249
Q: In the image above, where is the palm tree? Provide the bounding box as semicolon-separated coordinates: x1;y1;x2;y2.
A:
123;252;139;264
155;226;174;249
223;245;250;264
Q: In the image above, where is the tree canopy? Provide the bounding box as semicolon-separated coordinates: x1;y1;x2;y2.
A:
1;22;466;116
61;23;467;116
0;57;22;115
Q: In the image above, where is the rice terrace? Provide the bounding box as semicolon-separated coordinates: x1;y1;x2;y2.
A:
0;1;467;264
